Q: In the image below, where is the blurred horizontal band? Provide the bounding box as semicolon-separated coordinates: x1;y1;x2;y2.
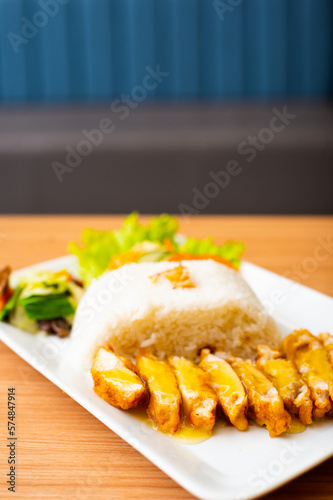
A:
0;102;332;214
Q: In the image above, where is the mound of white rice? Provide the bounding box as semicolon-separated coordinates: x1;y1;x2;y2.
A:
68;260;281;369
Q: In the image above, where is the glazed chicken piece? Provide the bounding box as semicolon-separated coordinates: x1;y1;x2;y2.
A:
169;355;217;432
319;333;333;367
199;349;248;431
137;351;181;434
229;357;291;437
283;330;333;419
91;346;147;410
256;345;313;425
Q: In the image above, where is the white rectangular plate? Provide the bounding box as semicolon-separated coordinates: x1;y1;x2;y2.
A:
1;256;333;500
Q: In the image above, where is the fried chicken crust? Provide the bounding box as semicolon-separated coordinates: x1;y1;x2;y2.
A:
137;351;181;434
256;344;313;425
91;346;147;410
283;330;333;419
169;355;218;432
200;349;248;431
229;357;291;437
319;333;333;367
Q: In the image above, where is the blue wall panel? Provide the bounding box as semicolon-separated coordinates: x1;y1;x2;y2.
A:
261;0;288;97
22;0;45;101
198;0;223;98
85;0;113;100
40;0;69;101
306;0;332;96
243;0;267;97
173;0;199;98
288;0;312;97
220;0;244;97
0;0;27;102
66;0;91;99
130;0;155;92
110;0;136;95
0;0;332;103
154;0;180;98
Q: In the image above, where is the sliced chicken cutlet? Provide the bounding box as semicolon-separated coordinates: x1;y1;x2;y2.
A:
256;345;313;425
169;355;218;432
319;333;333;367
200;349;248;431
91;346;147;410
320;333;333;416
229;357;291;437
137;351;181;434
283;330;333;419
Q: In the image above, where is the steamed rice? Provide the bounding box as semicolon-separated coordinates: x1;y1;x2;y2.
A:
68;260;281;369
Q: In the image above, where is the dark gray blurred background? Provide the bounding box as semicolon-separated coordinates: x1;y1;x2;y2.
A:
1;102;332;214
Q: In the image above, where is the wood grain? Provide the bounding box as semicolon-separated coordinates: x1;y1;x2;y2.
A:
0;215;333;500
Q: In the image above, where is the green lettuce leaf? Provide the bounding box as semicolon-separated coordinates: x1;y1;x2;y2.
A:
69;213;245;284
178;237;245;269
0;286;23;321
69;213;179;285
18;293;75;320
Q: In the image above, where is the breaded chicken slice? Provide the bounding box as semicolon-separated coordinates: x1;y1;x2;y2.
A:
200;349;248;431
319;333;333;367
229;357;291;438
257;345;313;425
137;351;181;434
169;355;218;432
283;330;333;419
91;346;147;410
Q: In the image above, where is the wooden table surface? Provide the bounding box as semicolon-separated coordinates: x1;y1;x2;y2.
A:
0;215;333;500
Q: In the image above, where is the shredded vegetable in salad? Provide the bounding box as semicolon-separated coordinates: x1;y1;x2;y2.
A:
0;269;84;336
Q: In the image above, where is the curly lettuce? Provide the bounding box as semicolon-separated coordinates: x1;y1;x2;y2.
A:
178;237;245;269
69;213;245;285
69;213;179;285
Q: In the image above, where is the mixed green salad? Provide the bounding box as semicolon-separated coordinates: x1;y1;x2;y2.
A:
0;213;245;337
0;269;84;336
69;213;245;286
